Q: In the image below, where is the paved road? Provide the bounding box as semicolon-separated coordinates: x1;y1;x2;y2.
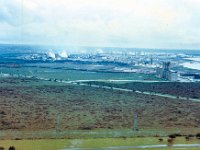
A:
16;75;200;102
61;144;200;150
2;74;200;102
76;81;200;103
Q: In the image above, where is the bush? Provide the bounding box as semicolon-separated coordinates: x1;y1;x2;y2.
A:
167;138;174;145
188;134;194;137
185;136;190;141
173;133;182;137
169;134;176;139
196;133;200;139
158;138;163;142
169;133;182;139
8;146;15;150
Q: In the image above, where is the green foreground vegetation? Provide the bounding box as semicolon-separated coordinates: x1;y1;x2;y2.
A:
0;137;200;150
0;66;161;81
0;74;200;150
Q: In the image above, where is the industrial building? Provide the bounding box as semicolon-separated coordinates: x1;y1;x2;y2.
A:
156;62;178;81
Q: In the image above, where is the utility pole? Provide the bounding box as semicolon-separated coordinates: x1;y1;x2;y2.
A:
55;115;61;133
133;111;139;131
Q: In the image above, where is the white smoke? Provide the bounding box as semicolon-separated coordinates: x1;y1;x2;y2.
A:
47;51;56;59
96;49;104;54
58;51;68;58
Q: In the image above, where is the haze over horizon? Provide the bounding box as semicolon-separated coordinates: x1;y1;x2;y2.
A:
1;0;200;50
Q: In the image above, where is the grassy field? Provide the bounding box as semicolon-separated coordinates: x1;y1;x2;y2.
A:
0;65;161;81
85;81;200;99
0;77;200;139
0;128;200;140
0;137;200;150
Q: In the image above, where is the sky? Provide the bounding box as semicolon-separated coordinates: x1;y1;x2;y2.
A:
0;0;200;49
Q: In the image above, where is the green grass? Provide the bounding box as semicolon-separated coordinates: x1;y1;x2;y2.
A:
0;66;161;81
0;139;70;150
0;137;199;150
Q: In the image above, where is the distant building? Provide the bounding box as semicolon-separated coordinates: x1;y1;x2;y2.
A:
156;67;163;78
156;62;178;81
167;71;178;81
150;57;153;65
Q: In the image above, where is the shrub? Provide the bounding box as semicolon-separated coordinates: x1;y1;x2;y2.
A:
158;138;163;142
169;133;182;138
188;134;194;137
167;138;174;145
185;136;190;141
196;133;200;139
169;134;176;139
173;133;182;137
8;146;15;150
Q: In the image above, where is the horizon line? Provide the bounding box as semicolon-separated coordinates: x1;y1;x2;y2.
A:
0;42;200;51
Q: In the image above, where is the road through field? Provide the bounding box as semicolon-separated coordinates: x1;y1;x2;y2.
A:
17;75;200;103
61;144;200;150
70;80;200;103
1;74;200;102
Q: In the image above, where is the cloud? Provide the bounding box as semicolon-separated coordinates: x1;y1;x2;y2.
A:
0;0;200;49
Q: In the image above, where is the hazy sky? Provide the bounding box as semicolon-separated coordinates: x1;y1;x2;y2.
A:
0;0;200;49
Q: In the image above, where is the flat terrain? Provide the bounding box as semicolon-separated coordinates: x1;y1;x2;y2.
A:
0;77;200;139
85;81;200;99
0;137;200;150
0;65;161;81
